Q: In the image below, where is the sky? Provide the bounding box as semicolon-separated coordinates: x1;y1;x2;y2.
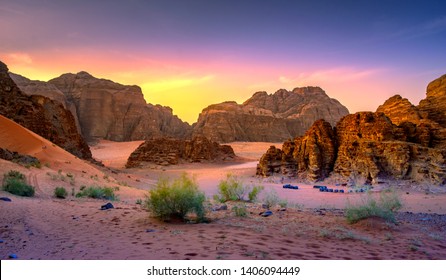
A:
1;0;445;124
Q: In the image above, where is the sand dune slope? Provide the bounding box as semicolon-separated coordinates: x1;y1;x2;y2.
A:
0;114;95;173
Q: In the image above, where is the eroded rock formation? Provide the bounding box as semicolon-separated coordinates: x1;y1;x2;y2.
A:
47;71;192;142
257;74;446;185
126;136;236;168
193;87;349;142
0;61;92;159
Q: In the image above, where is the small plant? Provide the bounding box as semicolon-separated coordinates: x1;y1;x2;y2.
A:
4;170;26;181
345;190;402;224
136;198;143;205
248;185;264;202
279;199;288;208
2;170;34;197
262;189;280;209
76;186;117;200
215;174;246;201
144;173;206;222
232;204;248;217
54;187;68;199
215;174;263;202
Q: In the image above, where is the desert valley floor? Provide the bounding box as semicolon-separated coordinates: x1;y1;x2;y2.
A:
1;139;446;260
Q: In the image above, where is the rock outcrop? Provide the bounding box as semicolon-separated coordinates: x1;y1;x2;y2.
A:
0;61;92;159
257;74;446;185
418;74;446;127
193;87;349;143
126;136;235;168
257;119;336;181
47;71;192;142
0;148;40;166
10;73;82;132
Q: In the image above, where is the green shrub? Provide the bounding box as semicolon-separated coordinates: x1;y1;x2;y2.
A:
54;187;68;199
2;170;34;197
345;190;402;224
215;174;245;201
3;178;35;197
232;205;248;217
215;174;263;202
248;185;264;202
76;186;117;200
145;173;206;222
4;170;26;181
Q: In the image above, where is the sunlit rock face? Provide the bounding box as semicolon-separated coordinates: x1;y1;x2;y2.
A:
193;87;349;143
257;74;446;185
48;71;192;142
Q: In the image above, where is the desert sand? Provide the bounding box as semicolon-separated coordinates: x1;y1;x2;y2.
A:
1;120;446;260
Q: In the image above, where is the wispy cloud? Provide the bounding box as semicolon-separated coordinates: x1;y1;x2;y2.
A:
278;67;385;86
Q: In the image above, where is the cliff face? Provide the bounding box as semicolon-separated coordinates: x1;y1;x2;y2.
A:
10;73;82;132
193;87;349;143
0;61;92;159
257;74;446;185
47;72;191;142
125;136;235;168
418;74;446;127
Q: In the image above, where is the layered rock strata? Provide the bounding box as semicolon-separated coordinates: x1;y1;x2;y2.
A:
126;136;236;168
48;71;192;141
257;74;446;185
193;87;349;142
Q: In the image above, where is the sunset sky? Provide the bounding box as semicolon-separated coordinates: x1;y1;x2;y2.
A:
1;0;445;123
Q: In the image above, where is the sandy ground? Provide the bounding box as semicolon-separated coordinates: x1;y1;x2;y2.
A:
1;122;446;260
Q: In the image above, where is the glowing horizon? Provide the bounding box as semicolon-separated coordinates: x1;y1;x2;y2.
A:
1;0;445;124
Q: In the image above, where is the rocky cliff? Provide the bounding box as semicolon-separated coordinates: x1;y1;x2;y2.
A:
257;74;446;185
126;136;235;168
0;61;92;159
10;73;82;132
418;74;446;127
193;87;349;143
47;71;192;142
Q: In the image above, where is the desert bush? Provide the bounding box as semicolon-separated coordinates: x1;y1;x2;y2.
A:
3;178;35;197
145;173;206;222
76;186;117;200
4;170;26;181
262;189;281;209
248;185;264;202
54;187;68;199
2;170;34;197
232;204;248;217
345;190;402;224
215;174;263;202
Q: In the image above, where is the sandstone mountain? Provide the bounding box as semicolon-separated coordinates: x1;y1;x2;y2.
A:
126;136;235;168
0;61;92;159
48;71;192;142
257;74;446;185
13;71;192;142
192;87;349;143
